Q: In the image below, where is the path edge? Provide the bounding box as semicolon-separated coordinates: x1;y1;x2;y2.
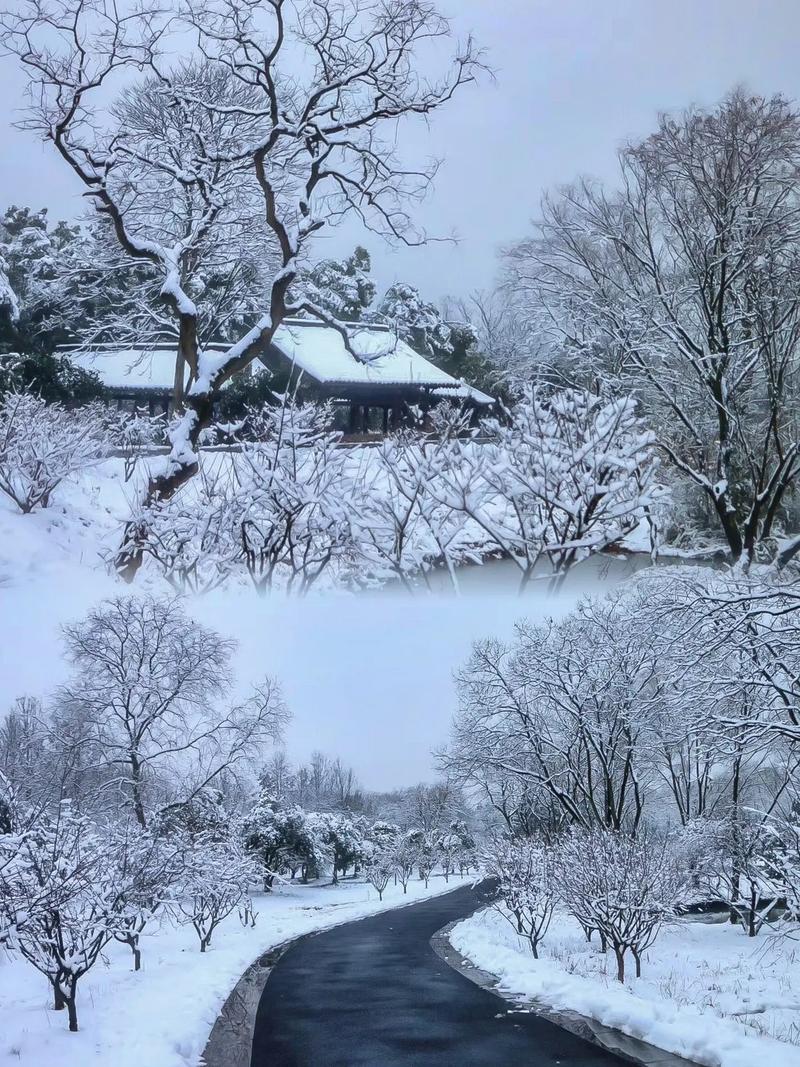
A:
432;914;701;1067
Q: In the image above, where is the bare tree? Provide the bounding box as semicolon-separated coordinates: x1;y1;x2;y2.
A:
55;595;288;827
444;589;662;832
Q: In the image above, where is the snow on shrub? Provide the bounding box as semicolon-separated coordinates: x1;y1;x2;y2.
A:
556;828;684;982
486;837;557;959
0;391;107;512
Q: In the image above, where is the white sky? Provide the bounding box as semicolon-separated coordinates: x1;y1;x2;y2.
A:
3;1;800;300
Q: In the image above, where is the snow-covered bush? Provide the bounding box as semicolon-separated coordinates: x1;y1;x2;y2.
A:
107;405;165;482
0;391;106;512
433;386;658;592
232;401;352;594
486;837;556;958
556;828;684;982
135;464;239;593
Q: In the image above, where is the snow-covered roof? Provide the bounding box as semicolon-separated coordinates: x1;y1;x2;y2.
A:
269;319;459;389
432;383;495;406
60;321;484;398
62;345;184;392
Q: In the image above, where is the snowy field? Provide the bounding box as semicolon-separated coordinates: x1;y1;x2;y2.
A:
450;905;800;1067
0;874;468;1067
0;458;636;788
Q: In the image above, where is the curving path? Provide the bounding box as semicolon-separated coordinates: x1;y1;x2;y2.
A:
250;881;625;1066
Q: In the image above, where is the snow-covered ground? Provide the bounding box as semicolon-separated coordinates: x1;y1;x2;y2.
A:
450;905;800;1067
0;874;468;1067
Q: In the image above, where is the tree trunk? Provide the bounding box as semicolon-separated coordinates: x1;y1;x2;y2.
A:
52;979;66;1012
64;981;78;1032
614;947;625;983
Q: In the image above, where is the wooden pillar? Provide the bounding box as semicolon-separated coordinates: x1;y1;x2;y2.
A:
391;402;402;429
382;407;389;434
348;403;359;434
362;405;370;433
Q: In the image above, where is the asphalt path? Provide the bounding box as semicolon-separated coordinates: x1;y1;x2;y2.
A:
250;880;625;1066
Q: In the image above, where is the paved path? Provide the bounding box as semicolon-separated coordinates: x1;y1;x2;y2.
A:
250;881;625;1066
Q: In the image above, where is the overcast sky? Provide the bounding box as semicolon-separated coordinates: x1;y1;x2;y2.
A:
4;4;800;303
4;1;800;302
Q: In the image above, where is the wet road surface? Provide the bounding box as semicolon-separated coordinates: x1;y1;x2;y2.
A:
250;881;625;1066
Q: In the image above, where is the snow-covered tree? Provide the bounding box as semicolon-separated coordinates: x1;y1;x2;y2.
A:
556;828;683;982
55;596;288;827
486;837;557;958
374;283;458;360
391;836;418;894
299;247;375;323
364;851;394;901
1;0;481;578
175;832;258;952
506;91;800;565
445;587;662;833
0;392;107;512
0;802;121;1031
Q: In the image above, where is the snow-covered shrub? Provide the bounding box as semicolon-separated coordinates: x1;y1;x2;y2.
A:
136;464;239;593
433;386;658;592
232;400;352;594
556;828;683;982
485;837;556;958
107;405;166;482
0;391;106;512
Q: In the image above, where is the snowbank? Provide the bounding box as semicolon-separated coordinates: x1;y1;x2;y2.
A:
0;874;468;1067
449;906;800;1067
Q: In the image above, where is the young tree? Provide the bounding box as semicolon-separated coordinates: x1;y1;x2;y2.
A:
364;851;394;902
486;837;556;959
0;802;120;1031
176;833;258;952
557;828;683;982
392;836;418;894
55;595;288;827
